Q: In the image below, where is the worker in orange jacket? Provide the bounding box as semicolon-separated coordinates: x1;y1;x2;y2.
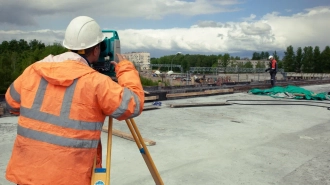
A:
5;16;144;185
265;55;277;87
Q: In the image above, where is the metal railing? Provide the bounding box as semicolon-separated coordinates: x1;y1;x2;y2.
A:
189;67;284;73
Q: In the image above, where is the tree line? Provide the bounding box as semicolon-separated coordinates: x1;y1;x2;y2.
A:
282;45;330;73
150;51;281;72
1;39;330;93
0;39;160;93
0;39;67;93
151;46;330;74
150;53;242;72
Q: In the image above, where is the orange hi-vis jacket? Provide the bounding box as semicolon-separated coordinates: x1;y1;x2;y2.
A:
5;52;144;185
269;59;277;70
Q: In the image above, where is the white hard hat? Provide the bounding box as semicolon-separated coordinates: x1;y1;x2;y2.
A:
268;55;273;60
63;16;105;50
154;70;160;75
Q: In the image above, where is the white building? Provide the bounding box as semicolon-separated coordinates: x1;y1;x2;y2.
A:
122;52;150;70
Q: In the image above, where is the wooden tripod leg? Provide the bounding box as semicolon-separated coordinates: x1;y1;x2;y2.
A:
125;119;164;185
106;117;113;184
91;117;113;185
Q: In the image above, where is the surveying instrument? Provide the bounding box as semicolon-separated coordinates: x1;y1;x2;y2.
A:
90;30;164;185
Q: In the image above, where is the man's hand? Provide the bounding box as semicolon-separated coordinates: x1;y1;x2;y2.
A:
110;54;127;66
117;54;126;62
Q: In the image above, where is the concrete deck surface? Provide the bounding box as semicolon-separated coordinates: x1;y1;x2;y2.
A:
1;84;330;185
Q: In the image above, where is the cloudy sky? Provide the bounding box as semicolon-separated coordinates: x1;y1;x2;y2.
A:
0;0;329;58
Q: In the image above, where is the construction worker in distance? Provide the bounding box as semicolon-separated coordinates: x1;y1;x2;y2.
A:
265;55;277;87
4;16;144;185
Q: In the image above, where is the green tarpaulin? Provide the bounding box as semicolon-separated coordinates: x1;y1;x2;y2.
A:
249;85;330;100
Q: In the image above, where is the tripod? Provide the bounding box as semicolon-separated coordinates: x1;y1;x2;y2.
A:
91;117;164;185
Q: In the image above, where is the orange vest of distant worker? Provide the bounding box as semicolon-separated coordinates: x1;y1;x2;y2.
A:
5;52;144;185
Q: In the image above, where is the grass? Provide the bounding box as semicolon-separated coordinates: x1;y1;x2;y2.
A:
140;76;159;86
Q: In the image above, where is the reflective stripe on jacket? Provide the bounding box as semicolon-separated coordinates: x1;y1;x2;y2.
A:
5;52;144;185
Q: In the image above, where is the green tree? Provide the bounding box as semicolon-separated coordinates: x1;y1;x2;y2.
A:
181;58;189;72
0;39;68;93
208;54;218;67
283;45;295;72
302;46;313;72
295;47;303;72
272;51;280;62
211;62;218;68
252;52;260;60
0;52;14;93
260;51;265;60
313;46;322;73
8;40;19;52
18;39;30;51
150;57;159;71
243;61;253;68
159;57;168;71
264;52;270;59
0;41;9;54
29;39;45;50
256;61;265;68
196;57;201;67
277;61;283;69
321;46;330;73
237;62;244;68
220;53;230;68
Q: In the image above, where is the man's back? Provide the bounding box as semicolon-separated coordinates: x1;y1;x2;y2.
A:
5;52;144;185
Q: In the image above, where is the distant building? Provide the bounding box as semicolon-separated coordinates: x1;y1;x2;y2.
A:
122;52;150;70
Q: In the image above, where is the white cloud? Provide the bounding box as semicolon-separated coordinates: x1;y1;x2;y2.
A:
0;29;64;44
195;21;224;28
261;6;330;49
119;6;330;53
119;27;229;52
240;22;271;35
0;6;329;55
0;0;240;26
242;14;257;21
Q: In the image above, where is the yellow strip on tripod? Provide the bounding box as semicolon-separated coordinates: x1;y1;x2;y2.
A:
91;167;107;185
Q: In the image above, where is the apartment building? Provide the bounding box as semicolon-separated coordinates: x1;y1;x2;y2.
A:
122;52;150;70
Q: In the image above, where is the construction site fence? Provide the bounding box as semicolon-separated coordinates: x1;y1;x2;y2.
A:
189;67;285;73
188;67;330;80
284;72;330;80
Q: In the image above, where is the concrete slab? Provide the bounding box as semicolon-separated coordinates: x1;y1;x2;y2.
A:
1;84;330;185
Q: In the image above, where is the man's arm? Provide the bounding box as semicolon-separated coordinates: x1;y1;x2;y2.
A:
96;57;144;120
5;75;22;115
